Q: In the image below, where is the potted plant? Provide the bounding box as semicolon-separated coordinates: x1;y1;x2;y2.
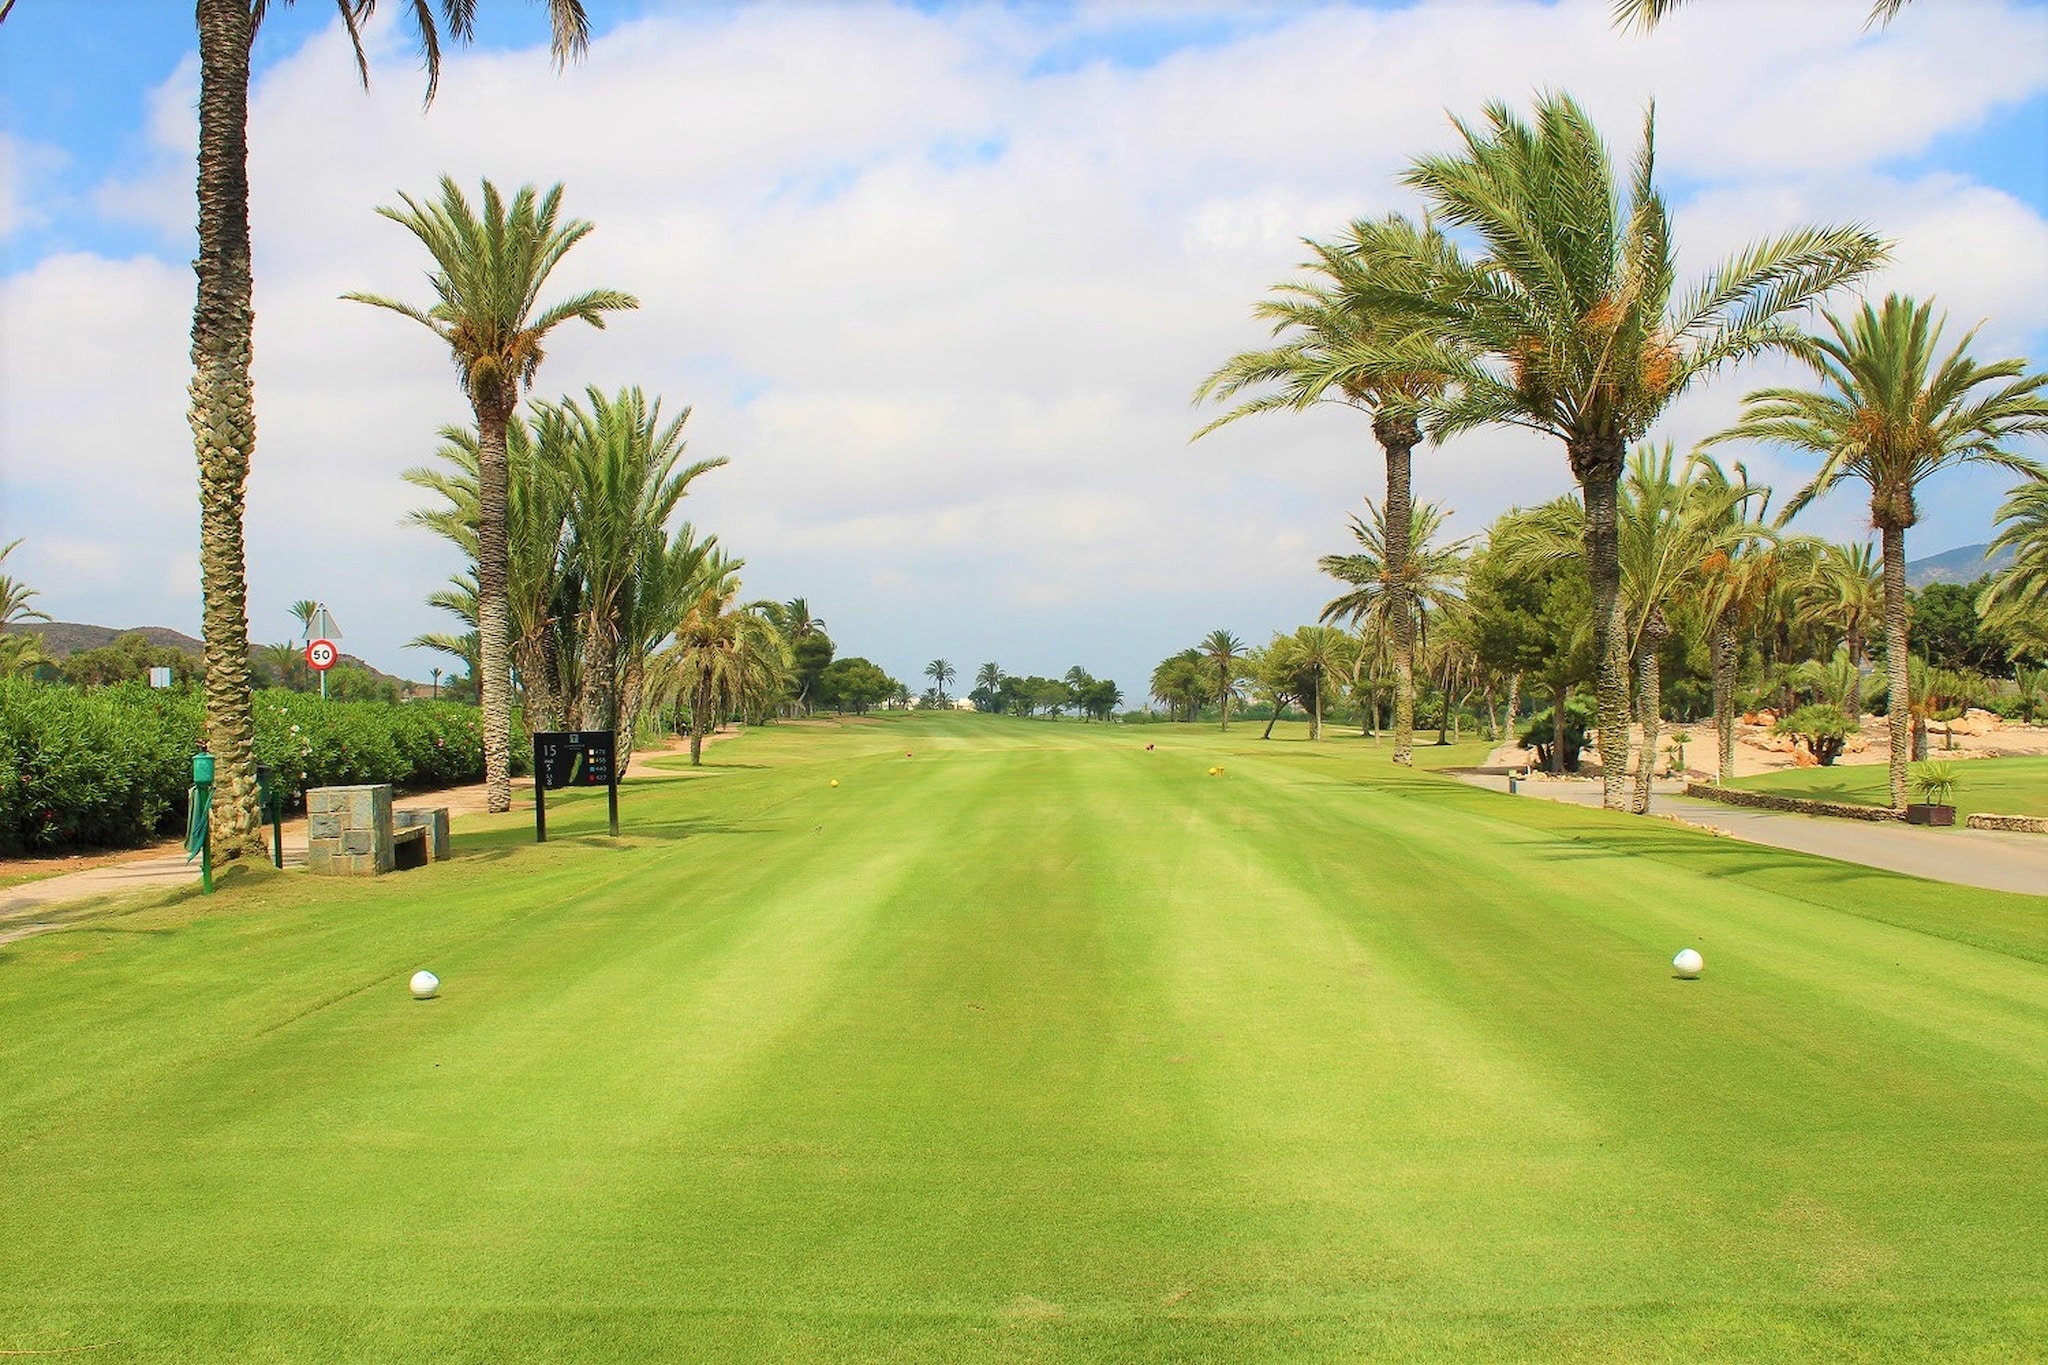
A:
1906;758;1960;826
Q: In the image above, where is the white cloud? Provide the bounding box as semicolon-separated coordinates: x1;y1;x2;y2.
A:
5;0;2046;690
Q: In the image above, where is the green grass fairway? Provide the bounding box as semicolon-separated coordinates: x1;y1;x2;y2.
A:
1730;754;2048;819
4;717;2044;1361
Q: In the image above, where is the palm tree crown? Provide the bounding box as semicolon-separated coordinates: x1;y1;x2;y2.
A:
1983;474;2048;646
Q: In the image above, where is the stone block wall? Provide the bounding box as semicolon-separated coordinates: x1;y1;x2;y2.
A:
308;784;395;876
1683;782;1904;822
1965;812;2048;835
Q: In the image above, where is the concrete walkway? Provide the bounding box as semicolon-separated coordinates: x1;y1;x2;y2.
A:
1453;772;2048;898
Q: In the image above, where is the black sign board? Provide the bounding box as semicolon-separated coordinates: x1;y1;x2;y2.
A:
535;730;615;789
532;730;619;840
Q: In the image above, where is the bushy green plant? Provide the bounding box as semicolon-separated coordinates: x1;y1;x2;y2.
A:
1910;758;1961;807
1773;703;1857;766
0;679;499;853
1520;696;1595;772
0;679;199;851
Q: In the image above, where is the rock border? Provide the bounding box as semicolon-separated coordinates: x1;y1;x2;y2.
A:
1683;782;1903;822
1965;812;2048;835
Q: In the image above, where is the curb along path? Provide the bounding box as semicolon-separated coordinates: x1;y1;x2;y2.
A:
1453;772;2048;898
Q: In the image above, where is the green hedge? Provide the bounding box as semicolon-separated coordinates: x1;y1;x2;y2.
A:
0;680;516;854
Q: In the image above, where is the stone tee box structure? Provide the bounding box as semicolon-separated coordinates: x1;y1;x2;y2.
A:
308;785;397;876
308;785;453;876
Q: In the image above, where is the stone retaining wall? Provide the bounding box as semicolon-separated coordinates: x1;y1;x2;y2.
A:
1965;812;2048;835
1683;782;1903;822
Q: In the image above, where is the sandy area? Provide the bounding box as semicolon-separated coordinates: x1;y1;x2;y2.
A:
1484;713;2048;779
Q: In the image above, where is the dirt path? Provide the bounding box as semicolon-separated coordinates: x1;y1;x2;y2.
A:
1452;772;2048;898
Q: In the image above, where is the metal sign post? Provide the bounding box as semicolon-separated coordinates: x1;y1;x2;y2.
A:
306;637;339;700
531;730;620;842
302;604;342;701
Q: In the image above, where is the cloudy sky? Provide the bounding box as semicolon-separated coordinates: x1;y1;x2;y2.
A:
4;0;2046;696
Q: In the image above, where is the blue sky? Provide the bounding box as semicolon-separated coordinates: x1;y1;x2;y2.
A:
4;0;2046;690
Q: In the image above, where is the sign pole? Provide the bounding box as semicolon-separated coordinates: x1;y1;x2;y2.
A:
608;773;619;838
535;777;548;843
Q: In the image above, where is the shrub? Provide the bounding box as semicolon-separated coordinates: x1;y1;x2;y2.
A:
0;679;199;852
0;679;498;853
1772;703;1855;764
1520;696;1594;772
1773;704;1856;766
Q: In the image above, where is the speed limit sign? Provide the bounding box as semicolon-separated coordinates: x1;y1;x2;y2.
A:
305;638;339;672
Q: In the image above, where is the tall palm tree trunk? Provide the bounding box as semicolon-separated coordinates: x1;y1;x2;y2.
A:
1632;611;1669;814
1880;521;1911;808
1551;682;1568;775
1379;416;1419;766
1578;452;1632;809
616;662;644;774
1713;624;1737;784
515;636;561;737
1505;670;1522;746
190;0;262;858
473;402;516;812
579;611;614;732
1839;628;1864;719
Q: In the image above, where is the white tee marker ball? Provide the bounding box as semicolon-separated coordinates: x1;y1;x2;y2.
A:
410;970;440;1000
1672;949;1704;978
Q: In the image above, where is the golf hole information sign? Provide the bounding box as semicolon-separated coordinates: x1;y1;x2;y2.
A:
533;730;620;841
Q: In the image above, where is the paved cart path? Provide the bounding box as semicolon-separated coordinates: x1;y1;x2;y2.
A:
1452;772;2048;897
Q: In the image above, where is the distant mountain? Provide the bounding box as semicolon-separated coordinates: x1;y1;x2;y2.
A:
18;622;203;659
1904;543;2015;588
18;622;416;689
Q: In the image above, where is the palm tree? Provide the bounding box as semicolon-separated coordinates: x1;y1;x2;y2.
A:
1691;468;1792;783
186;0;590;856
1266;626;1359;741
975;662;1004;696
925;659;955;702
1318;500;1472;719
288;600;320;640
348;177;638;812
1150;649;1206;722
1981;474;2048;648
778;599;826;640
654;559;778;765
1378;92;1883;809
1613;0;1910;32
556;387;723;731
405;415;576;731
1197;214;1465;766
1793;540;1883;714
1195;630;1245;730
1493;448;1765;810
1712;295;2048;807
0;539;50;634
